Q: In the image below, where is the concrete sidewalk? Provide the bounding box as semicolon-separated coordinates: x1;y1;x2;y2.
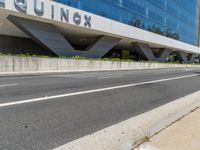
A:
136;107;200;150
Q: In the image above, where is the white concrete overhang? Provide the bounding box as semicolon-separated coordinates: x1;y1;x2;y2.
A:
0;0;199;54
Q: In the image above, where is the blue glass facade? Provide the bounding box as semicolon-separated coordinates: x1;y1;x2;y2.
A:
54;0;197;46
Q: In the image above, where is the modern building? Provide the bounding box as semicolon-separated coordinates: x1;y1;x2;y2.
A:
0;0;200;62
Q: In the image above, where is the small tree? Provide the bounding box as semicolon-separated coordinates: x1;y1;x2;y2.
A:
171;32;180;40
165;28;172;37
148;25;164;35
99;11;106;17
165;28;180;40
129;18;145;29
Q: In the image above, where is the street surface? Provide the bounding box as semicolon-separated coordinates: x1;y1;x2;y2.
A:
0;68;200;150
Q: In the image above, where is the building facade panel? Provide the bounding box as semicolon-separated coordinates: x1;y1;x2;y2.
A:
54;0;197;45
0;0;199;62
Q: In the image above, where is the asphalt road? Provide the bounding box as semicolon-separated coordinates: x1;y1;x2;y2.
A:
0;68;200;150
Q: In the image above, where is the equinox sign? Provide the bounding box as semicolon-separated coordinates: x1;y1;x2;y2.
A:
0;0;92;28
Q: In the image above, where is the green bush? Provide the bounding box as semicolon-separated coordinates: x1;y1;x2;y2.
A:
71;56;87;60
0;53;49;58
18;53;49;58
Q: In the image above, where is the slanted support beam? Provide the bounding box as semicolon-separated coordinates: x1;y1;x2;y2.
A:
8;15;120;58
8;15;77;57
133;43;155;60
81;36;121;58
187;53;195;62
156;48;170;62
133;43;170;62
174;51;188;63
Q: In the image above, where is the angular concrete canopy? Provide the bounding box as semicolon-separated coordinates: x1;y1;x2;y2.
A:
8;15;121;58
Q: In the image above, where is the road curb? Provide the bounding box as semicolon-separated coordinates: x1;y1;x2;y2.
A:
53;91;200;150
0;67;197;77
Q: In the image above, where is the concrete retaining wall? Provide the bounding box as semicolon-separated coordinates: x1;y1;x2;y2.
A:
0;56;199;73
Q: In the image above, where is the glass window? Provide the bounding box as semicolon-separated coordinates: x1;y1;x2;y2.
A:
53;0;197;45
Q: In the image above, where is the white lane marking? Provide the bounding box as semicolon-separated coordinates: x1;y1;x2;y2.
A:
98;75;123;79
48;75;73;78
0;74;198;108
0;75;51;80
50;74;123;79
153;71;167;75
0;83;18;88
